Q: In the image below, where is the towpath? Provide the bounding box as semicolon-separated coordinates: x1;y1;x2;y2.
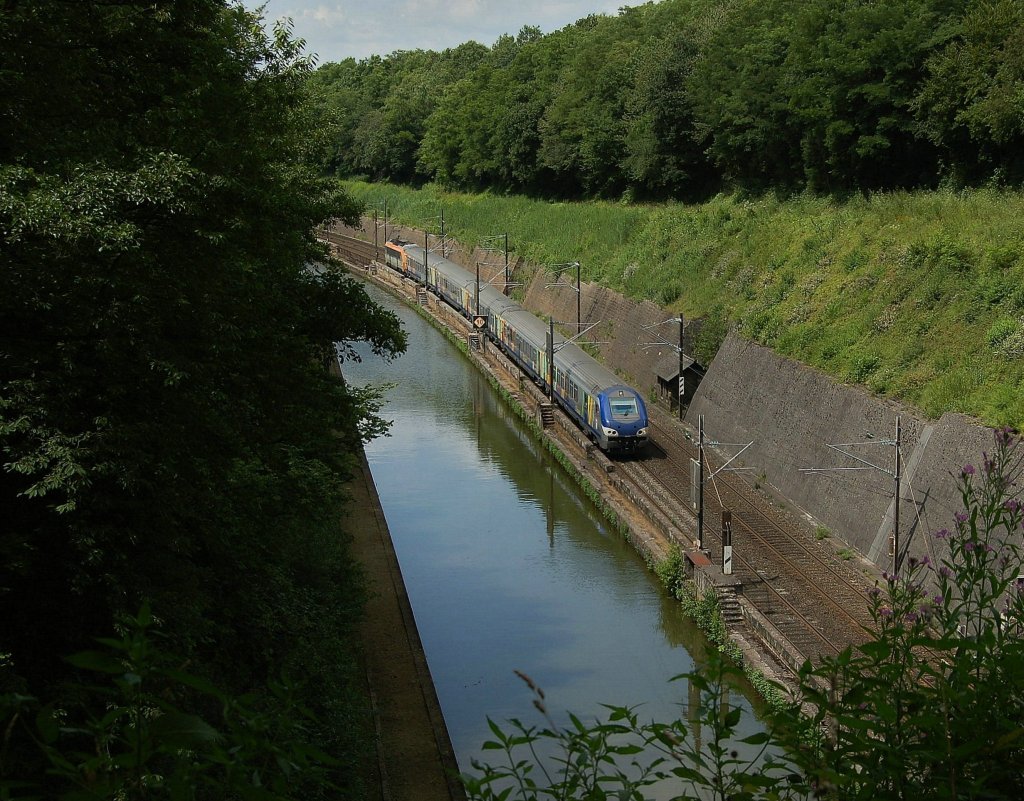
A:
345;448;466;801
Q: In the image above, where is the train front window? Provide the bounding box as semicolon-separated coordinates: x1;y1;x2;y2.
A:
610;398;638;418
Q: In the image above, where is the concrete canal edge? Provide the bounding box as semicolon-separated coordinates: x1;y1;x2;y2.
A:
344;445;466;801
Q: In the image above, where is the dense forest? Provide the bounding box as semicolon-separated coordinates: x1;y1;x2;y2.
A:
1;2;405;798
310;0;1023;200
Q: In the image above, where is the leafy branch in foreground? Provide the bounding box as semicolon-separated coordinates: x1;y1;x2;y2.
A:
462;661;805;801
1;605;337;801
464;427;1024;800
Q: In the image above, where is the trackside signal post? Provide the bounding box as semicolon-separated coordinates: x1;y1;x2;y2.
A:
373;198;389;261
698;415;705;549
678;317;686;419
547;318;554;400
641;315;691;421
423;229;429;289
688;415;753;555
722;510;733;574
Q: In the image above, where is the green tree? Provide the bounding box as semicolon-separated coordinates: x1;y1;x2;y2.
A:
689;0;806;191
538;15;640;197
1;1;405;795
491;27;576;193
419;69;503;187
782;0;950;192
622;2;722;200
3;606;343;800
916;0;1024;184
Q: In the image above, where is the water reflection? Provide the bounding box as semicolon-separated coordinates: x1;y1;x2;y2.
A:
342;282;767;785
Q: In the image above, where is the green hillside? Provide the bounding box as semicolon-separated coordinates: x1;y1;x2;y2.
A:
345;180;1024;428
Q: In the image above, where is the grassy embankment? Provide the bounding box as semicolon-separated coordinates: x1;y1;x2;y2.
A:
344;181;1024;429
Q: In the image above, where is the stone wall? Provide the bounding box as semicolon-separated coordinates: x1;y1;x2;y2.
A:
685;333;1000;571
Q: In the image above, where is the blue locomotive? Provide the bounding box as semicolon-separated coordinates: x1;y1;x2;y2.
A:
383;239;649;455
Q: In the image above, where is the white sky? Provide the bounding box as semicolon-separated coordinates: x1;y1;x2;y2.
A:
247;0;644;63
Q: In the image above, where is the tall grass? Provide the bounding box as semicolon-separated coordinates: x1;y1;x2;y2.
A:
344;181;1024;428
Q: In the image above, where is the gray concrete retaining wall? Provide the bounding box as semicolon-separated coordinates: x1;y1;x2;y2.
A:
685;333;1006;572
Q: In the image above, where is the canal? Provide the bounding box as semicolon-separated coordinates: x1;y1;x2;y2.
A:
342;282;766;780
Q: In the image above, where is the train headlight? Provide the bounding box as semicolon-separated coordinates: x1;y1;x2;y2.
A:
637;428;648;438
602;427;618;437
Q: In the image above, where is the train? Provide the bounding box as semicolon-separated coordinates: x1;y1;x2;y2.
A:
383;238;649;455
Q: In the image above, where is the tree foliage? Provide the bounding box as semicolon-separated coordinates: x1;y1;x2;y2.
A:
1;1;405;797
310;0;1024;198
916;0;1024;184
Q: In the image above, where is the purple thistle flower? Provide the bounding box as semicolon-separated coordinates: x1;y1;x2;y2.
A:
1005;499;1020;514
920;555;931;567
905;612;919;623
879;606;893;617
962;464;976;476
955;511;969;524
933;528;951;540
933;595;944;605
939;567;953;578
995;426;1019;447
964;541;976;552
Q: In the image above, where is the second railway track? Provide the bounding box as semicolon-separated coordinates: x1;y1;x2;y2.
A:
638;415;876;660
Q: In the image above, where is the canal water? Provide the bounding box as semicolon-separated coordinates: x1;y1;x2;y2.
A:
342;282;765;780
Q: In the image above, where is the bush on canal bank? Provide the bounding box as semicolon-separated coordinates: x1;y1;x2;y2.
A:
464;429;1024;800
655;544;789;716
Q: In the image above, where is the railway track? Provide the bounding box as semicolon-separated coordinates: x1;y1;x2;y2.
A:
634;414;876;661
318;229;379;268
325;224;878;668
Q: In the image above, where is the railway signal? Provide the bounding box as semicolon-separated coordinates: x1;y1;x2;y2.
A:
641;315;693;421
687;414;753;552
722;510;733;575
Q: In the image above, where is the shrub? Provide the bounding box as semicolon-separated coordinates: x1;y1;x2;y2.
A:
1;607;339;800
987;316;1018;349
